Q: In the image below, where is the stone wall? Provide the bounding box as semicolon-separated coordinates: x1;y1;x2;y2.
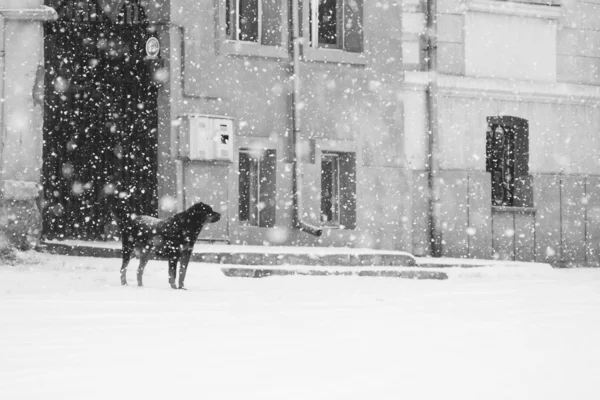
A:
0;4;56;250
0;180;42;250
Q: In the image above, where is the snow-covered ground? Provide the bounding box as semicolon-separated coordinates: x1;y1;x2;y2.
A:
1;253;600;400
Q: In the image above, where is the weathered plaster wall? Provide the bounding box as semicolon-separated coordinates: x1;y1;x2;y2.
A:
167;0;410;250
0;1;51;249
435;95;600;175
558;0;600;85
404;0;600;261
2;19;45;182
0;1;43;7
407;76;600;262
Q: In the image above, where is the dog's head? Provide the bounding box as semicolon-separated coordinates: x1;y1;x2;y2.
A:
187;202;221;224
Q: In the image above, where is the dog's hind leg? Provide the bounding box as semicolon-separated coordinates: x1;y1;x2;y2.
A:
136;253;150;287
178;250;193;290
168;258;178;289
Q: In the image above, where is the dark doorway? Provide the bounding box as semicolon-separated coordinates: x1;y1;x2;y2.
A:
43;0;159;240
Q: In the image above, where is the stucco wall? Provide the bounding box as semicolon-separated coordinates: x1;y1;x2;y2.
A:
404;0;600;261
2;19;45;182
433;95;600;175
0;1;51;249
406;73;600;261
1;1;43;7
165;0;410;250
559;0;600;85
402;0;600;86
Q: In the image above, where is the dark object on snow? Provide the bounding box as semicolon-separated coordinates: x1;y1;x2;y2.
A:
113;202;220;289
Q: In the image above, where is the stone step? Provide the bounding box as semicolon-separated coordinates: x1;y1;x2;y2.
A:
221;266;448;280
41;240;417;267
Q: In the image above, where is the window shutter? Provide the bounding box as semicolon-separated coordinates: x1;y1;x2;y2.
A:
512;118;532;207
485;116;532;208
261;0;282;46
259;149;277;228
343;0;363;53
340;152;357;229
513;119;529;178
239;152;252;222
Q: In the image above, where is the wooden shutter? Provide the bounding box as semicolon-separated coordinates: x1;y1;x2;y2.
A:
259;149;277;228
339;152;357;229
343;0;363;53
512;118;532;207
239;151;253;222
486;116;532;207
512;118;529;179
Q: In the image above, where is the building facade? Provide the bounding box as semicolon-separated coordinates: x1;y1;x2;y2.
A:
0;1;56;250
403;0;600;265
164;0;409;249
3;0;600;264
24;0;410;251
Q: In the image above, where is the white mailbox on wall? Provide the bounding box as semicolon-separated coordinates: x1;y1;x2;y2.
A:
212;118;233;161
179;115;234;161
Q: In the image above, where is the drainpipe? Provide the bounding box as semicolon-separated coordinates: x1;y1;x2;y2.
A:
0;12;6;201
425;0;442;256
289;0;322;237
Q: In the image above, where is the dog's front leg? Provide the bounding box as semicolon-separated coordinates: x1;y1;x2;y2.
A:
168;258;178;289
137;254;150;287
120;248;133;286
178;250;193;290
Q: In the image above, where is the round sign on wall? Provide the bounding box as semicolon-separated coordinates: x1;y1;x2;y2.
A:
145;37;160;59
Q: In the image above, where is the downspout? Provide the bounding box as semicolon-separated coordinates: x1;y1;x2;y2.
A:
425;0;442;256
289;0;322;237
0;12;6;201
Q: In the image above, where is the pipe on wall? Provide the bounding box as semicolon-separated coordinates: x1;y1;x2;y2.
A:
289;0;322;237
425;0;442;257
0;12;6;201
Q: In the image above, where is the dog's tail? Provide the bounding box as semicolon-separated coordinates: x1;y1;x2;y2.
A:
102;183;136;230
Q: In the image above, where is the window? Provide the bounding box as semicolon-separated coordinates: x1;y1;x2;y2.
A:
225;0;282;46
486;116;532;208
226;0;259;42
309;0;363;53
321;151;356;228
239;149;276;227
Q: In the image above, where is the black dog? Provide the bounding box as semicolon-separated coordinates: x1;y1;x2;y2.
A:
114;202;221;289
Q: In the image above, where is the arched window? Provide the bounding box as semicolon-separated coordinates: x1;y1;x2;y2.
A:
486;116;532;207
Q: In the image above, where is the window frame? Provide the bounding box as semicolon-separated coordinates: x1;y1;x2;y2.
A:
226;0;263;44
219;0;288;59
303;0;367;65
309;0;343;49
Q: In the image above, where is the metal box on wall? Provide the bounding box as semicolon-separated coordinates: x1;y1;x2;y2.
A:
189;116;213;160
212;118;234;161
178;114;234;161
